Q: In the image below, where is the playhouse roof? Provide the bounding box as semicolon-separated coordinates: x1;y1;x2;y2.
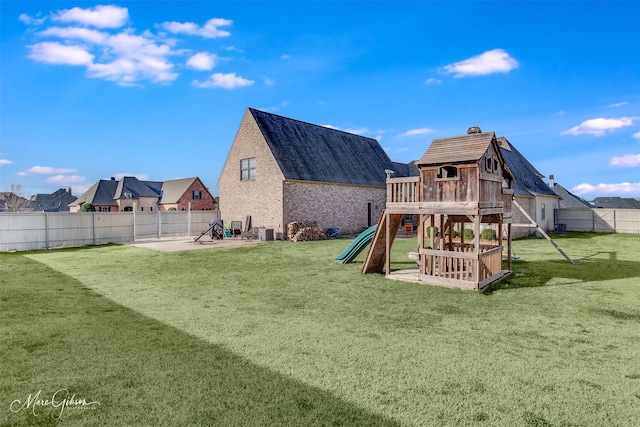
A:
249;108;407;187
416;131;497;166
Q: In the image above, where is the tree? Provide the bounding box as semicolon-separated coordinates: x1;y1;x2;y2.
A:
79;203;96;212
1;184;34;212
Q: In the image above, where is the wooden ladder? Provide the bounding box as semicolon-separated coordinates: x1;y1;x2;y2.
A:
361;210;404;274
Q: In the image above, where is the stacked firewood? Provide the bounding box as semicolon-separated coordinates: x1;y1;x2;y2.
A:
287;221;327;242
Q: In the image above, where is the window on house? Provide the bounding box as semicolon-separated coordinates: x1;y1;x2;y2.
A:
541;203;546;220
484;156;500;174
437;165;458;179
193;190;201;200
241;157;256;181
100;207;110;212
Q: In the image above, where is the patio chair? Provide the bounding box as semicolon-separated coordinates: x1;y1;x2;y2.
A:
230;221;243;239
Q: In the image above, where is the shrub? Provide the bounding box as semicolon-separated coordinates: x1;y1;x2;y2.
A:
463;229;474;240
79;203;95;212
425;227;439;237
481;228;497;240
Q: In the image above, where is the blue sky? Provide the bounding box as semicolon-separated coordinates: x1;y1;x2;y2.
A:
1;1;639;199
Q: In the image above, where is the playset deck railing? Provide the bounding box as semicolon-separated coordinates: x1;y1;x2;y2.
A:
419;243;502;285
387;176;421;204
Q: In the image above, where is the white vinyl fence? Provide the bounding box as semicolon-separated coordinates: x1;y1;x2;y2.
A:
555;208;640;234
0;210;221;252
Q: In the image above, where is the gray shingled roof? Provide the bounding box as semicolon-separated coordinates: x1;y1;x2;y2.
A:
250;108;405;186
70;180;119;206
592;197;640;209
416;131;497;166
115;177;162;199
551;183;593;208
498;137;557;198
31;189;77;212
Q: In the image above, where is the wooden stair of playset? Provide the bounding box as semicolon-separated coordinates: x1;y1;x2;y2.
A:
361;210;404;274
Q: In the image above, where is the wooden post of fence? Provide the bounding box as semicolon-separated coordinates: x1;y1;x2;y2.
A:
157;209;161;239
188;202;191;237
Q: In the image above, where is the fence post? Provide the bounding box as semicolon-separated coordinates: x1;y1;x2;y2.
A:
188;202;191;237
45;212;50;249
133;202;137;241
158;209;161;239
92;212;96;245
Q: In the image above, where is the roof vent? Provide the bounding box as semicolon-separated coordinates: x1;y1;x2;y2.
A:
467;126;482;134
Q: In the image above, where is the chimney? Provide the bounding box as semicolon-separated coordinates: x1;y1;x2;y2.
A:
549;174;555;187
467;126;482;134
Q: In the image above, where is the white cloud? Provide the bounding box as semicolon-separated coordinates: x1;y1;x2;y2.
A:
24;7;239;86
260;101;289;112
633;131;640;140
18;166;77;175
19;13;47;26
321;125;370;136
425;77;441;85
610;154;640;168
27;42;94;65
440;48;519;77
46;175;86;185
193;72;254;89
561;117;637;136
572;182;640;196
52;5;129;29
159;17;232;38
399;128;434;137
609;102;628;108
0;159;12;166
186;52;218;70
281;54;291;60
39;27;108;44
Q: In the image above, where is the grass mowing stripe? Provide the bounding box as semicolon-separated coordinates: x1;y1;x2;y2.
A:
7;233;640;426
0;254;399;426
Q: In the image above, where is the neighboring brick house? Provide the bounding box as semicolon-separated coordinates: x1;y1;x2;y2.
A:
498;137;560;237
69;176;216;212
218;108;416;235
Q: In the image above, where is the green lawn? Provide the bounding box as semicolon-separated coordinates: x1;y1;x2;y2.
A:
1;233;639;426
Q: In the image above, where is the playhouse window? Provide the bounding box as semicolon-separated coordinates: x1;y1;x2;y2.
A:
437;165;458;179
240;157;256;181
485;156;499;174
193;190;201;200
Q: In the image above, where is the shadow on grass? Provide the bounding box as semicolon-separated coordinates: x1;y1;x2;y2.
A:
0;255;399;427
491;254;640;291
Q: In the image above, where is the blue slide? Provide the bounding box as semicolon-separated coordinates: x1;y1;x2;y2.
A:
335;225;377;264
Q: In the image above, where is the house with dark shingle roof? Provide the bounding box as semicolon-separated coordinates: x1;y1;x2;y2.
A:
69;176;215;212
217;108;416;235
591;197;640;209
550;183;593;208
30;188;77;212
497;137;560;237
